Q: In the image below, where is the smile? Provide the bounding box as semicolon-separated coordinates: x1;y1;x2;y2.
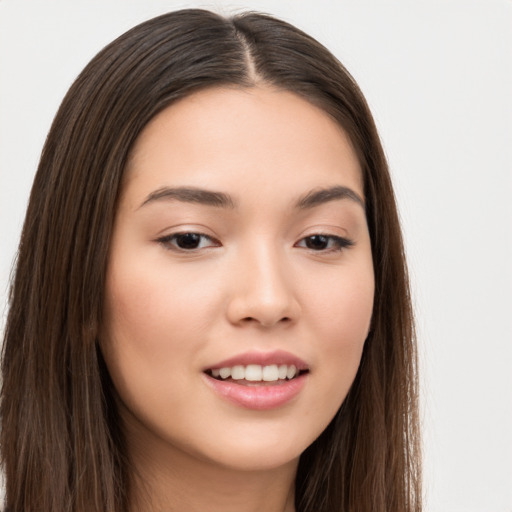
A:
206;364;308;382
203;351;310;410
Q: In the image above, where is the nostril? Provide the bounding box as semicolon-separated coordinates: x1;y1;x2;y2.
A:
227;293;300;328
241;315;292;327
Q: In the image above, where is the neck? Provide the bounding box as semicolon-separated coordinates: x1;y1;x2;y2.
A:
126;422;297;512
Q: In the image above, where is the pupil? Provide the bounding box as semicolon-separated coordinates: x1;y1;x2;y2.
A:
177;233;200;249
306;235;328;250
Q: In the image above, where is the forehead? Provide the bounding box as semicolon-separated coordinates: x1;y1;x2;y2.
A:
123;85;363;205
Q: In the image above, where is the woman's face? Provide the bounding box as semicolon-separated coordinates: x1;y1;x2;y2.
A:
102;86;374;472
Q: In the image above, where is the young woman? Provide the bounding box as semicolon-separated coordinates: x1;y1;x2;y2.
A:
1;9;421;512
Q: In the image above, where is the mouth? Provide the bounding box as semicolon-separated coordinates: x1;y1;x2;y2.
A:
204;364;310;385
202;350;310;409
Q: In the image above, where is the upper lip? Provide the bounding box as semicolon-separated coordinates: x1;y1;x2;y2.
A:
204;350;309;371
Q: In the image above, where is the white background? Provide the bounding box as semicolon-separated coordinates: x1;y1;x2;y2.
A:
1;1;511;511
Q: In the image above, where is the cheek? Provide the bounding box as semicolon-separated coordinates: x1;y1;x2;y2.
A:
304;261;374;405
100;255;231;414
100;261;219;427
307;259;374;346
103;258;221;351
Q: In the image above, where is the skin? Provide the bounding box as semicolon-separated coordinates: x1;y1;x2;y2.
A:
101;85;375;512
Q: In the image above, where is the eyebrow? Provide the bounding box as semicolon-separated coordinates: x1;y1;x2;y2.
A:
139;186;236;209
139;185;364;211
295;186;365;209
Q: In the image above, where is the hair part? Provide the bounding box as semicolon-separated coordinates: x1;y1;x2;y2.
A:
1;9;421;512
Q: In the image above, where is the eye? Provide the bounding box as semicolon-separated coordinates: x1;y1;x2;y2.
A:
296;234;353;252
157;232;220;251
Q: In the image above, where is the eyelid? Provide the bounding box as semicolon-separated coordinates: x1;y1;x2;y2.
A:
154;227;353;254
156;231;221;251
294;233;354;252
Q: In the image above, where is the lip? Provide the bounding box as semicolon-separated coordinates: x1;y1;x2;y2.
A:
203;372;308;410
202;350;309;410
204;349;309;371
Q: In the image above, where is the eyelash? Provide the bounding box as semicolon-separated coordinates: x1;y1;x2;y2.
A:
295;234;354;252
157;232;220;251
156;232;354;253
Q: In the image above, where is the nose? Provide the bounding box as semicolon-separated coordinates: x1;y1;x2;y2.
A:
226;244;300;328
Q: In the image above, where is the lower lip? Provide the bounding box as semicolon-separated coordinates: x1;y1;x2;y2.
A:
203;374;307;410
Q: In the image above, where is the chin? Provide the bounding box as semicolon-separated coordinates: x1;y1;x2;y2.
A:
202;445;302;473
185;423;321;473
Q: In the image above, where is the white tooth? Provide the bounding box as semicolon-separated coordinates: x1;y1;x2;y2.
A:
212;368;220;378
263;365;279;381
219;367;231;379
231;365;245;380
286;364;297;380
245;364;263;381
278;364;288;380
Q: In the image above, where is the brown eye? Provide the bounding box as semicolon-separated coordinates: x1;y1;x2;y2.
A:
175;233;202;249
157;232;219;251
304;235;329;250
297;235;354;252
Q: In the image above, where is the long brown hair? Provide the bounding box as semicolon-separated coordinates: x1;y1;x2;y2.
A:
1;9;421;512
